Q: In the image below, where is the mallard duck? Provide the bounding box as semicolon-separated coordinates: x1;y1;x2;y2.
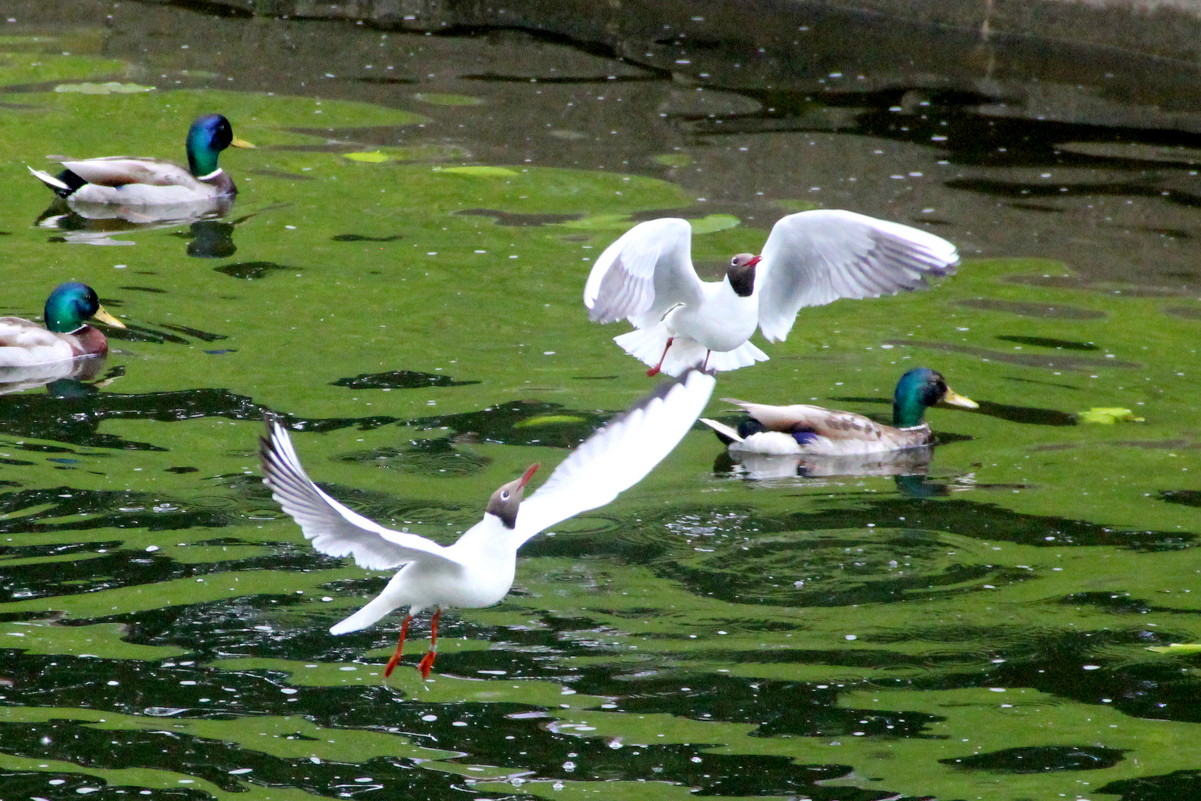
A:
28;114;252;206
0;283;126;367
700;367;977;455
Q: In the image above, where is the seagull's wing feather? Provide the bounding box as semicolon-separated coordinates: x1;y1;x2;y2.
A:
583;218;706;329
756;210;959;342
514;368;716;544
259;417;461;571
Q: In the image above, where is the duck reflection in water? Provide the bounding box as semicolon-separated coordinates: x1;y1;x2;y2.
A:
0;356;113;398
36;199;239;258
713;444;937;481
711;448;976;497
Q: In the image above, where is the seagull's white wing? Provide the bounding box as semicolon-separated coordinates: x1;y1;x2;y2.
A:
259;417;461;571
755;210;959;342
513;368;716;544
583;218;706;329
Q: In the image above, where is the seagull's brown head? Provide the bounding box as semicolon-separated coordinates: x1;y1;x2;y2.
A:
727;253;760;298
486;463;540;529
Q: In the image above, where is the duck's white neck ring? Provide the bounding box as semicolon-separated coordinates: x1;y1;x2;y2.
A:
197;168;225;181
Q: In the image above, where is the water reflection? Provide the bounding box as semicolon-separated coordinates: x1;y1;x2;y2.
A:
331;370;478;390
0;383;265;449
213;261;289;280
36;198;238;257
182;219;238;258
0;355;109;397
712;445;937;482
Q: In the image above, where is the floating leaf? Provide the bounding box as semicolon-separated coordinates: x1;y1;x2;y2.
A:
1148;643;1201;654
558;213;634;231
559;212;739;234
773;199;823;213
436;165;519;177
653;153;693;168
1076;407;1144;424
341;146;469;163
54;81;155;94
514;415;588;429
688;213;741;235
414;92;483;106
343;151;389;163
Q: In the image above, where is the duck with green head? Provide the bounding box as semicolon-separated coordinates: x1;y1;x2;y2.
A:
0;283;126;367
701;367;977;456
28;114;253;206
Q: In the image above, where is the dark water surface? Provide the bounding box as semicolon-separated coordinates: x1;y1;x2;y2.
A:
2;3;1201;801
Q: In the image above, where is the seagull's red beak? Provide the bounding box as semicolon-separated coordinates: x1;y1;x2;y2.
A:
746;255;763;267
518;463;540;488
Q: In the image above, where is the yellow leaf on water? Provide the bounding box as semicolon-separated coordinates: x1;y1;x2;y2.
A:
414;92;483;106
514;415;588;429
436;166;519;177
1076;407;1144;424
343;151;389;163
653;153;692;167
688;213;741;234
1148;643;1201;654
558;214;633;231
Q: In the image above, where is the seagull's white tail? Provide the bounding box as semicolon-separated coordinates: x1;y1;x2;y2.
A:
328;565;424;635
330;594;401;635
614;325;768;376
614;325;705;376
703;341;769;373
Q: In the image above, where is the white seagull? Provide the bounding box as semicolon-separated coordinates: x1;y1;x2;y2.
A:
260;368;715;679
584;210;959;376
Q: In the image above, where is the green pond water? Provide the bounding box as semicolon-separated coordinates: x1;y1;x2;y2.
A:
2;6;1201;801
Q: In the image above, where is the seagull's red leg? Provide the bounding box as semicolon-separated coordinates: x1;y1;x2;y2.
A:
646;337;675;378
383;613;413;678
701;350;712;371
417;607;442;679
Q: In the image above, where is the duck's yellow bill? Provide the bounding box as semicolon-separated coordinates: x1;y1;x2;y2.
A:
942;388;978;409
94;305;126;329
231;136;256;149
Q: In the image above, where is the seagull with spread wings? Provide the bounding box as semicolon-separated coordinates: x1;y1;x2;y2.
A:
584;210;959;376
260;369;715;679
